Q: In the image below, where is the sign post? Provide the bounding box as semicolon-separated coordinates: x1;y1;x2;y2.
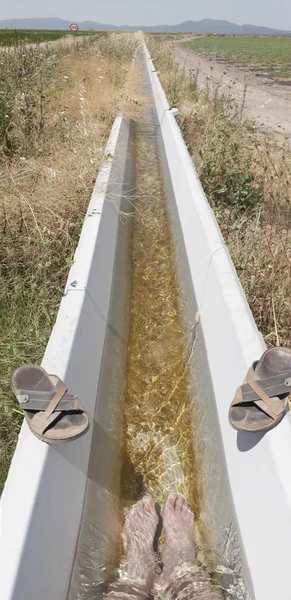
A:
70;23;79;40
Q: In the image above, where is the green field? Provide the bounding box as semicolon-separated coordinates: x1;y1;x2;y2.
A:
0;29;101;46
187;36;291;80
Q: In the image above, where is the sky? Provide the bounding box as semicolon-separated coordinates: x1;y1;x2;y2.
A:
1;0;291;31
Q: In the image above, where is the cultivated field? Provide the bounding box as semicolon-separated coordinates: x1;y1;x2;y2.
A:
187;36;291;80
0;29;102;46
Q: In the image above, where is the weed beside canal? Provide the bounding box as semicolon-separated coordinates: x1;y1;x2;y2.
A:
0;32;140;493
147;37;291;349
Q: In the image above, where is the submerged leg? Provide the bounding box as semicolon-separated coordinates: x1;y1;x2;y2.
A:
159;493;224;600
104;495;158;600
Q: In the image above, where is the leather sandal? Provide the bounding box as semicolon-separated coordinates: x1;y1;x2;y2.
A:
11;364;89;443
229;347;291;433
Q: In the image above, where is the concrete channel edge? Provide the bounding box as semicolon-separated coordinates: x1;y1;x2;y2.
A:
143;41;291;600
0;116;132;600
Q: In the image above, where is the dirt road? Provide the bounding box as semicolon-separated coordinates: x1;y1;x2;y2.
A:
171;39;291;140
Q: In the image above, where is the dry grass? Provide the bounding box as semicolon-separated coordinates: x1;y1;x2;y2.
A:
0;32;141;493
147;33;199;41
147;36;291;349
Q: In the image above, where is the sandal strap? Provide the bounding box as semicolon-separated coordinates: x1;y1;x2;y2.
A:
31;380;68;436
18;389;77;412
246;371;287;420
241;371;291;403
232;371;291;420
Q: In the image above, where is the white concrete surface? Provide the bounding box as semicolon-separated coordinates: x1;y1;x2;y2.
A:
143;42;291;600
0;116;132;600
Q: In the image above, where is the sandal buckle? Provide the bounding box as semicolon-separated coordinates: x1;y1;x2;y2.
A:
284;378;291;388
18;394;29;404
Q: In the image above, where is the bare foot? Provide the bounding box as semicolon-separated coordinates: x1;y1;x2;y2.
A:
164;492;196;553
120;495;158;590
156;492;197;590
154;494;223;599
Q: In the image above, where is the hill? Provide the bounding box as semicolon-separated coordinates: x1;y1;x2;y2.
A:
0;17;118;30
0;17;290;36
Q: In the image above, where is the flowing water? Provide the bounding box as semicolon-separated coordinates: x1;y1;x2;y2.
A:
120;114;200;515
68;57;211;600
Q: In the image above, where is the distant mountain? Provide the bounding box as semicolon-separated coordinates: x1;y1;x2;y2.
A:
0;17;290;36
0;17;118;30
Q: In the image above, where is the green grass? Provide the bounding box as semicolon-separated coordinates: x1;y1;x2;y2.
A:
0;29;103;46
187;36;291;79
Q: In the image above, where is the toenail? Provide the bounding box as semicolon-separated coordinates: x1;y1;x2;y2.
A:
143;494;152;504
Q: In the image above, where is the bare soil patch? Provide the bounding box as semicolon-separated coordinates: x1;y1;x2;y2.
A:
171;40;291;140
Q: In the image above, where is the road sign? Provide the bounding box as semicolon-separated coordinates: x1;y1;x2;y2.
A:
70;23;79;33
